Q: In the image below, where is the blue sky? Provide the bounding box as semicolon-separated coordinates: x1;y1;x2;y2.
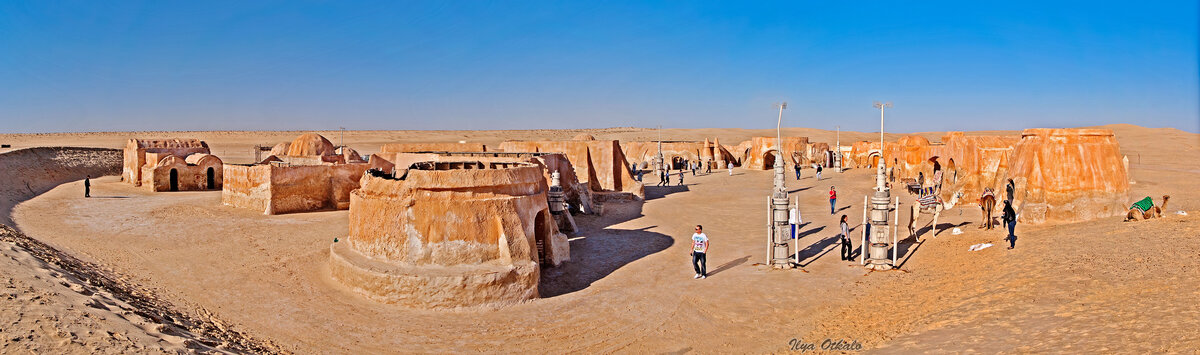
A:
1;1;1197;133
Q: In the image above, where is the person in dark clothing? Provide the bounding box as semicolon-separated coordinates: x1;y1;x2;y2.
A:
1005;178;1016;204
794;164;801;180
1002;200;1017;249
84;175;91;198
839;215;853;261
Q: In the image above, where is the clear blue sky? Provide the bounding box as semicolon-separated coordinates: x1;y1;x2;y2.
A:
1;1;1197;133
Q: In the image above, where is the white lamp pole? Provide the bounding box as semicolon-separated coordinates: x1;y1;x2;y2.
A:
873;101;892;161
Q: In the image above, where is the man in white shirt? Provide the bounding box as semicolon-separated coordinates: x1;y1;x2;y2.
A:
691;225;709;279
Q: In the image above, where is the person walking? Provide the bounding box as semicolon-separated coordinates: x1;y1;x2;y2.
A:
691;161;696;176
829;186;837;214
839;215;853;260
1002;200;1017;249
84;175;91;198
691;225;709;279
705;161;712;174
677;169;684;186
728;162;734;176
794;164;801;180
788;206;799;239
816;164;823;181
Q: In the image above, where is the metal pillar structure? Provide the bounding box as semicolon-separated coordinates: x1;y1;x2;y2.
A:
834;125;843;173
547;171;577;233
866;159;895;270
767;103;794;269
654;125;664;173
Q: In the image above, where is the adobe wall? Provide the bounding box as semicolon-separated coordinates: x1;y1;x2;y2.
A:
329;164;370;210
379;142;487;153
621;140;738;170
1005;128;1130;224
141;154;223;192
497;140;644;199
330;163;564;308
739;137;811;170
221;163;368;214
622;141;704;169
268;165;335;215
221;165;272;214
371;152;587;207
927;133;1018;202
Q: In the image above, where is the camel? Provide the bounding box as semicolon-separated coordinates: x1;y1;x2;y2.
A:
908;191;964;241
1126;195;1170;221
978;188;997;230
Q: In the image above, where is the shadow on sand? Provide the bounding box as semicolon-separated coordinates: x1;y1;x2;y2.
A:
540;202;673;298
644;184;692;200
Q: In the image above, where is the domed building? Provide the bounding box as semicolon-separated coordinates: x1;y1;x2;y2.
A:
286;133;337;157
123;138;223;192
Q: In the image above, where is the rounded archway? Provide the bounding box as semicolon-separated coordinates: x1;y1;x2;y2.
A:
867;153;881;168
169;169;179;191
763;151;777;169
534;210;552;266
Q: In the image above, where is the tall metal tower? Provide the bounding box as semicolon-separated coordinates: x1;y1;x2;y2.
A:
767;102;795;269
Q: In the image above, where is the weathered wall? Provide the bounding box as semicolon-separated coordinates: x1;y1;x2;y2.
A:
268;165;334;215
0;147;121;226
926;133;1018;202
379;143;487;153
1005;128;1130;224
221;164;272;214
498;140;643;199
140;154;223;192
222;162;368;214
738;137;811;170
369;152;587;207
329;164;369;210
331;164;561;308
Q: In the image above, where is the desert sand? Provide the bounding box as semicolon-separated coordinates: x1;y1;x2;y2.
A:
0;124;1197;353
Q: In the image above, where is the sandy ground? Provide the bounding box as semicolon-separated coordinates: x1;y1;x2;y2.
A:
1;124;1197;353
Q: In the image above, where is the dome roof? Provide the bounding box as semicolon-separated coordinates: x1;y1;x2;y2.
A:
897;136;931;146
572;133;596;141
286;133;336;156
269;142;291;156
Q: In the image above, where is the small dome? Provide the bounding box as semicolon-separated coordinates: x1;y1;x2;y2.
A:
572;133;596;141
269;142;291;156
286;133;336;156
897;136;931;147
339;147;364;163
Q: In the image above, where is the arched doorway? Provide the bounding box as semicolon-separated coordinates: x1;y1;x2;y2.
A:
534;210;552;266
946;159;957;184
867;153;881;168
671;156;686;170
763;151;777;169
206;167;216;189
169;169;179;191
